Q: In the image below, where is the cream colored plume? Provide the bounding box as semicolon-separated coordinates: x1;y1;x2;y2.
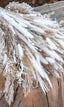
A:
0;2;64;105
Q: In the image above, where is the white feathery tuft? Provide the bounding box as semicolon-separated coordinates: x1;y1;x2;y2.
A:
0;2;64;105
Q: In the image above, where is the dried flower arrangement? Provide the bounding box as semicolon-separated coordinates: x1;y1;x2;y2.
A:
0;2;64;105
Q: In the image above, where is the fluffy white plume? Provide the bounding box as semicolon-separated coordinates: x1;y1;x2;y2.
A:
0;2;64;105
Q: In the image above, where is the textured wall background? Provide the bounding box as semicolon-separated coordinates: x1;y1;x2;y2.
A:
0;0;63;7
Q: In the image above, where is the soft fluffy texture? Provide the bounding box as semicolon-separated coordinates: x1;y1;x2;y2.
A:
0;2;64;105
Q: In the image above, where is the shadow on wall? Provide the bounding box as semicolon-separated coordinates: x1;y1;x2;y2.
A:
0;0;62;7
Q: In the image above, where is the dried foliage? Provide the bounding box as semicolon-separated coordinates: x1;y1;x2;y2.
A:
0;2;64;105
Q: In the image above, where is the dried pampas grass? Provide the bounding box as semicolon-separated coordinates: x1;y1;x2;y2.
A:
0;2;64;105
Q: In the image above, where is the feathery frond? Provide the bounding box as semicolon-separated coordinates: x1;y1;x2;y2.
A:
0;2;64;105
